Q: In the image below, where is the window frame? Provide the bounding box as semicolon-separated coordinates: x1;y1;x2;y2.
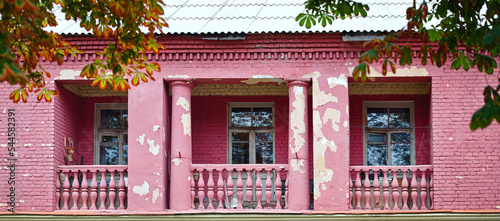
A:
362;101;415;166
94;103;128;165
227;102;275;164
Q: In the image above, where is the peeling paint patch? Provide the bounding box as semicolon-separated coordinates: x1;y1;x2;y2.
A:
153;125;161;132
456;176;463;179
241;76;285;84
152;188;160;204
181;113;191;136
167;75;189;78
176;97;190;112
56;69;81;80
346;193;349;199
348;66;429;77
133;181;150;196
290;86;306;154
2;109;6;114
290;159;306;173
147;139;160;156
162;127;165;142
322;109;341;132
172;158;182;166
449;137;454;141
343;121;348;127
321;184;327;190
327;74;347;88
137;134;145;145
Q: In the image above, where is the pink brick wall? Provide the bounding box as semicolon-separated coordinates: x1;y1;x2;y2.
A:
0;83;56;212
432;69;500;210
349;94;431;166
54;83;81;166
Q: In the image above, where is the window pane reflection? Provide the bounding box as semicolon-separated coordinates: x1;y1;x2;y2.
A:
101;110;122;129
389;108;410;128
100;144;119;165
253;108;272;127
367;108;388;128
231;108;251;127
232;143;249;164
256;142;273;164
391;143;411;165
367;144;387;166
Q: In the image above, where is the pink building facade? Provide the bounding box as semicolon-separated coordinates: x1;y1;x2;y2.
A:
1;31;500;217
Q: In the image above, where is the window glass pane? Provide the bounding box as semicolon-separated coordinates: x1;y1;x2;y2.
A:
389;108;410;128
123;144;128;165
368;133;386;142
101;110;122;129
391;143;411;166
122;110;128;129
391;133;411;143
256;142;273;164
232;132;249;141
367;108;388;128
101;135;118;143
231;108;251;127
253;107;272;127
255;132;273;142
367;144;387;166
232;143;249;164
99;144;119;165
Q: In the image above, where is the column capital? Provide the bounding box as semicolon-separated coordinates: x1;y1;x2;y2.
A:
168;80;196;88
285;79;310;88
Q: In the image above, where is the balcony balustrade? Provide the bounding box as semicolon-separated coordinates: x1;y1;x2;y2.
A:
190;164;289;210
349;165;433;210
55;165;128;210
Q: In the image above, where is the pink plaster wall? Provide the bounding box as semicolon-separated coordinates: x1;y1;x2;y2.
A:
349;94;431;166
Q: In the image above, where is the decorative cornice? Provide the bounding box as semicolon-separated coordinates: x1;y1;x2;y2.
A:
286;79;310;88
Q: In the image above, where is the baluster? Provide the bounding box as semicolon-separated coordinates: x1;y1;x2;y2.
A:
255;169;263;209
109;171;116;209
382;169;390;210
81;171;89;209
90;170;98;210
348;170;353;209
62;171;70;210
354;170;362;210
430;170;434;210
98;171;107;209
227;169;234;209
265;169;272;209
373;169;380;209
401;169;409;210
391;170;400;210
236;169;244;209
56;171;61;209
284;171;289;209
118;170;126;210
274;169;282;209
191;170;196;209
197;170;205;209
420;170;428;210
363;170;371;210
246;169;253;208
410;169;418;210
207;169;215;209
71;170;79;210
217;170;225;209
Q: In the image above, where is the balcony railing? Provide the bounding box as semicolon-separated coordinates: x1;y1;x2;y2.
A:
56;165;128;210
190;164;289;210
349;165;433;211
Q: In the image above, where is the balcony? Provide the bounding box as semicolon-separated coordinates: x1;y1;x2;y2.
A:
349;165;433;210
190;164;289;210
55;165;128;210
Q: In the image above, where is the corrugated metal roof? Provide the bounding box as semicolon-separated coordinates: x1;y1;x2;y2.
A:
46;0;419;35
